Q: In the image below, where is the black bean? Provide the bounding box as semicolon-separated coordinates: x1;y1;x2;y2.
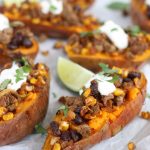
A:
73;114;83;125
147;6;150;19
15;33;24;44
7;43;18;50
50;121;61;136
90;80;101;100
60;131;72;141
70;130;82;142
74;106;82;114
123;78;132;83
128;72;141;79
22;37;33;48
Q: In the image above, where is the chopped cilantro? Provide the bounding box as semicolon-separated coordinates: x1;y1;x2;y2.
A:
128;25;141;36
107;2;129;11
80;29;100;38
111;28;118;32
50;5;57;11
35;124;47;135
58;105;69;117
0;79;11;91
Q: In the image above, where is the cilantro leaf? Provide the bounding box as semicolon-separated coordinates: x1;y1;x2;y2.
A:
35;124;47;135
109;74;119;83
128;25;141;36
50;5;57;11
80;29;100;38
107;2;129;11
58;105;69;117
99;63;118;74
0;79;11;91
111;28;118;32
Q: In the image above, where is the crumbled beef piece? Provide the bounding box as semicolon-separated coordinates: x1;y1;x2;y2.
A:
59;96;84;107
114;96;124;106
73;114;84;125
0;90;21;111
0;28;13;45
123;80;134;90
70;130;82;142
90;80;101;100
62;0;81;25
61;140;74;149
128;71;141;79
60;131;72;141
50;121;61;136
90;102;100;115
114;77;123;88
101;94;114;106
147;6;150;18
123;78;132;83
75;124;91;138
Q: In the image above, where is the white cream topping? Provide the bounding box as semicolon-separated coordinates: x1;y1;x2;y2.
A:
79;74;116;96
0;14;10;31
0;63;29;91
40;0;63;15
146;0;150;6
100;20;129;50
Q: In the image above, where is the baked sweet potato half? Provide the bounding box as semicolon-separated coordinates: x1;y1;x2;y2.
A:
68;0;95;10
131;0;150;32
0;14;39;60
0;58;50;145
42;66;147;150
0;0;99;38
65;21;150;72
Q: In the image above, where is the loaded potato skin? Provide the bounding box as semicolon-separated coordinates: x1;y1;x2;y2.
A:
43;66;147;150
0;59;50;145
0;0;99;38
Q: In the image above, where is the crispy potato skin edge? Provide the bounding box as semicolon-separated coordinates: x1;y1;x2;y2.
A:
0;71;50;146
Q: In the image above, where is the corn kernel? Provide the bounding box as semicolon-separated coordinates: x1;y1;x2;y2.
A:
30;78;37;84
67;110;76;121
53;143;61;150
81;48;88;55
32;18;40;24
122;70;129;78
85;96;97;106
3;112;14;121
114;88;125;96
128;142;136;150
83;88;91;98
0;107;7;117
59;121;69;131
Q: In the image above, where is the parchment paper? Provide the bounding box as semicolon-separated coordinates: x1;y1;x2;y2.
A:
1;0;150;149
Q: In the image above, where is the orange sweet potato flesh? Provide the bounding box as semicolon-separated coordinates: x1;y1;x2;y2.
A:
0;9;99;38
65;46;150;72
131;0;150;32
0;68;50;146
43;73;147;150
68;0;95;10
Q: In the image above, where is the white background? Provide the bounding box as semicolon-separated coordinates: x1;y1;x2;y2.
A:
1;0;150;149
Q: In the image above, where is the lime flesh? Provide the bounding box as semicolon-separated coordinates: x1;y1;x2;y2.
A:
57;57;94;92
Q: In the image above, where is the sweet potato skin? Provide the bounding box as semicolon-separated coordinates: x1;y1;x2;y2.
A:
67;55;142;73
63;81;147;150
131;0;150;32
0;71;50;146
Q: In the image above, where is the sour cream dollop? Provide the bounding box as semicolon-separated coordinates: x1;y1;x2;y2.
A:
0;14;10;31
145;0;150;6
79;74;116;96
40;0;63;15
0;63;29;91
100;20;129;50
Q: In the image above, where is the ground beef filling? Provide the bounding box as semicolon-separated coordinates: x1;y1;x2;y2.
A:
49;70;142;149
67;33;150;58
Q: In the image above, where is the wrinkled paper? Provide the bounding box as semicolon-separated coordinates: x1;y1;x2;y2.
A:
1;0;150;149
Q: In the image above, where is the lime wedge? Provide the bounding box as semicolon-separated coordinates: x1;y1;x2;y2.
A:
57;57;94;92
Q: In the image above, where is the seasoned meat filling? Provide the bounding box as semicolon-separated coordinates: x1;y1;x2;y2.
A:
67;32;150;58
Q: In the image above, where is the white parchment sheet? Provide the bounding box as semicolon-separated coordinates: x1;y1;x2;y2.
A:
1;0;150;149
